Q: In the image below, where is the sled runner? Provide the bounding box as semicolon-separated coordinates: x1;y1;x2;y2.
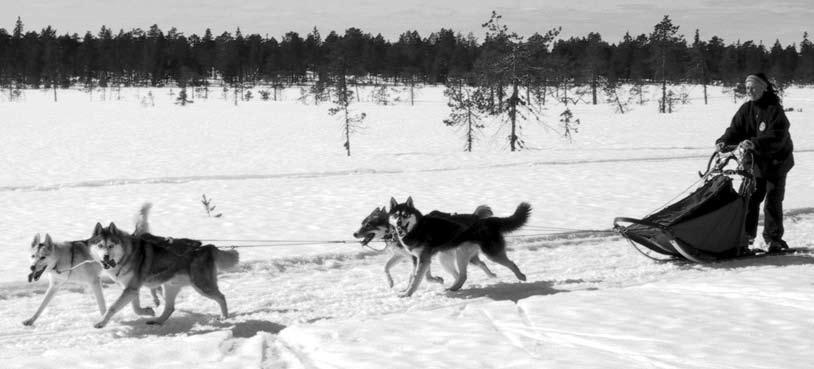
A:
614;146;762;263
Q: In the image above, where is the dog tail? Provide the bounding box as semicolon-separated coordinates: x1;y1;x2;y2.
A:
473;205;493;218
215;248;240;271
133;202;152;236
485;202;531;233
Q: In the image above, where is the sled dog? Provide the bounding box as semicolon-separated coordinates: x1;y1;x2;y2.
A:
389;197;529;297
87;223;239;328
353;205;496;290
23;203;159;326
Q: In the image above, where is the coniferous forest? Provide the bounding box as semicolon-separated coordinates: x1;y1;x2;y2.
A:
1;13;812;94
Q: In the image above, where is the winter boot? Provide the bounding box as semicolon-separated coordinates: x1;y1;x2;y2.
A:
767;239;789;253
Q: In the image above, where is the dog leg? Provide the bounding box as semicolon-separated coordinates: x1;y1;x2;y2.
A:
401;255;417;294
191;279;229;319
130;292;155;316
147;284;181;325
399;250;430;297
95;287;139;328
447;247;472;291
383;254;403;288
438;252;458;284
151;287;162;307
90;277;106;316
485;251;526;281
199;289;229;320
470;255;496;278
424;264;444;285
22;278;60;326
190;254;230;319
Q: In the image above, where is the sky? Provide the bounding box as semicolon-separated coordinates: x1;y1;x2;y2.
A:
2;0;812;46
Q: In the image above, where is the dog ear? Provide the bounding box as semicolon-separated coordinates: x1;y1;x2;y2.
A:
93;222;104;236
108;222;118;234
406;196;414;208
31;234;41;247
389;197;398;210
44;234;53;247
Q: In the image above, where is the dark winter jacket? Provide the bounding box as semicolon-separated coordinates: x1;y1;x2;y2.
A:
716;94;794;178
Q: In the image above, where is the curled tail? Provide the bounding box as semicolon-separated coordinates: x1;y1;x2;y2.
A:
486;202;531;233
473;205;494;218
215;248;240;270
133;202;152;236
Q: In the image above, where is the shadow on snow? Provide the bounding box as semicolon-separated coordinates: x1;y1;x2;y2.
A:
118;310;286;338
446;280;565;302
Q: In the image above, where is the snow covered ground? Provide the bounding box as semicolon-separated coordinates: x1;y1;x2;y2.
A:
0;85;812;368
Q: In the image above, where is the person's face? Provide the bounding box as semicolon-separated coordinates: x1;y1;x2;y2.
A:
746;80;766;101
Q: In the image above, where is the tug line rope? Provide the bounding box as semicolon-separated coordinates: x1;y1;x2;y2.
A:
200;226;615;251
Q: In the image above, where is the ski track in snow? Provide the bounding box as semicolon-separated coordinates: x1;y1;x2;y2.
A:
4;149;814;193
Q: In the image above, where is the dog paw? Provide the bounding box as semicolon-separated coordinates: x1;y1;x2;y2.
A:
93;321;107;329
517;273;527;282
398;290;415;298
22;319;34;326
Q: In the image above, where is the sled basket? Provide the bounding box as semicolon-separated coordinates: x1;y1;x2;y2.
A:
614;148;755;263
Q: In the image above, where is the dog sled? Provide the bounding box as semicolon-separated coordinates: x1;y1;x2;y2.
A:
614;146;769;263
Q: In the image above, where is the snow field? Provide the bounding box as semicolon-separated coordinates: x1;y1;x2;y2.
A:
0;85;812;368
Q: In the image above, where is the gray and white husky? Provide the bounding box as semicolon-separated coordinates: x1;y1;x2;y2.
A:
353;205;496;290
23;203;158;326
88;221;239;328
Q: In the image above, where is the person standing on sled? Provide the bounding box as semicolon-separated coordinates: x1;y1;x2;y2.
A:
715;73;794;253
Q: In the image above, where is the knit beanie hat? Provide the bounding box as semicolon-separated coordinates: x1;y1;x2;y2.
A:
746;73;769;88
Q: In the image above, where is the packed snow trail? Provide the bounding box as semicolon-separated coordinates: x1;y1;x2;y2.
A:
2;215;813;368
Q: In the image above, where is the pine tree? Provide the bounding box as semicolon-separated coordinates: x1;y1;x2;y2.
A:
329;73;366;156
649;15;685;113
688;29;709;104
796;32;814;83
175;86;192;105
443;83;485;151
476;11;560;151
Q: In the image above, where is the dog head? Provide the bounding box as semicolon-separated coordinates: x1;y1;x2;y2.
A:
28;234;57;282
388;196;421;234
353;207;390;245
88;222;129;269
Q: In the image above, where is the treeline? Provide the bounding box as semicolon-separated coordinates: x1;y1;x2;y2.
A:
1;14;813;90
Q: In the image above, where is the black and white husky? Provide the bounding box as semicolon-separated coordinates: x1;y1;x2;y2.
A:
389;197;529;297
353;205;496;291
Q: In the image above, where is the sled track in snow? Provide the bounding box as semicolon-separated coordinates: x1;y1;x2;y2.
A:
5;149;814;193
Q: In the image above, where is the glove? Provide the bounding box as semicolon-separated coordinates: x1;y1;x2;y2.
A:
738;140;755;151
715;142;725;152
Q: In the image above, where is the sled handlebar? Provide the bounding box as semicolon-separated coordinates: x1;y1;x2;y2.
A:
700;146;754;178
